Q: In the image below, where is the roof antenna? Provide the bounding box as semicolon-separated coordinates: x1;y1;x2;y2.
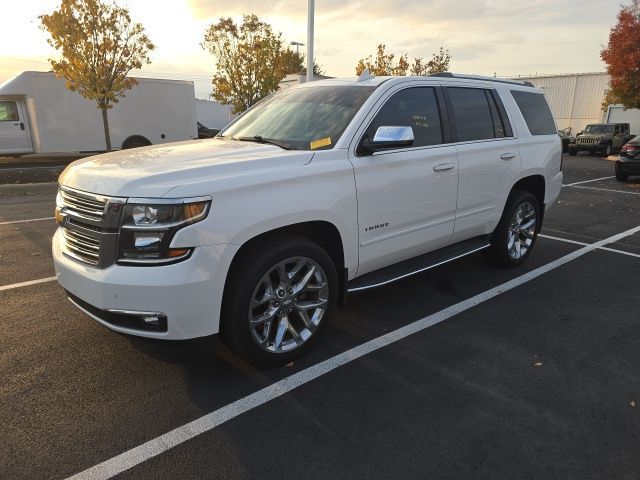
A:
357;68;374;82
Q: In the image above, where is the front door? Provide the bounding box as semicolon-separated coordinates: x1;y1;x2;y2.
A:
0;99;32;155
350;86;459;276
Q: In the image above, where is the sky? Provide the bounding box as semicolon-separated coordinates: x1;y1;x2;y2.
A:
0;0;619;99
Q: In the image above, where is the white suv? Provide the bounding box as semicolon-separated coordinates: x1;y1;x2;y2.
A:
53;73;563;366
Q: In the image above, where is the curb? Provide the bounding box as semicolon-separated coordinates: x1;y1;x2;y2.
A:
0;182;58;196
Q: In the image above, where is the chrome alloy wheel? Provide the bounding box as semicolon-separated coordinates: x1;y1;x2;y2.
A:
248;257;329;353
507;201;537;260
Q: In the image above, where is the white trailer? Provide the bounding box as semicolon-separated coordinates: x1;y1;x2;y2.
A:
605;104;640;136
0;71;197;156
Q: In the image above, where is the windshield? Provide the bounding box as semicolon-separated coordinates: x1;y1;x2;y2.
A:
584;124;614;134
220;85;376;151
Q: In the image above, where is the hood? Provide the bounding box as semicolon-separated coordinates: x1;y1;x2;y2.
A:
59;139;315;197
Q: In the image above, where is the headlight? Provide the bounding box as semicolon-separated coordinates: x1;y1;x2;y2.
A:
118;197;211;265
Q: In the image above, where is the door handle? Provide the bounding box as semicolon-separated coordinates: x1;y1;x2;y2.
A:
500;153;517;160
433;163;456;172
19;122;25;131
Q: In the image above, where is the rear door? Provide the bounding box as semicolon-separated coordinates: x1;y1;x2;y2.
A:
0;99;32;155
444;86;521;242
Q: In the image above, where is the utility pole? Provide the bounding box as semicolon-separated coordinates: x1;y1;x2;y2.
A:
306;0;314;82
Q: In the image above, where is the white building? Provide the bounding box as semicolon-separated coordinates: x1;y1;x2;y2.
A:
513;72;640;135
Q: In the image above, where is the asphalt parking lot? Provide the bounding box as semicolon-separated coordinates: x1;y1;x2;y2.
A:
1;154;640;480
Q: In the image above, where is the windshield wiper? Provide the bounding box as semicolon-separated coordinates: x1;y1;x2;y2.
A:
235;136;294;150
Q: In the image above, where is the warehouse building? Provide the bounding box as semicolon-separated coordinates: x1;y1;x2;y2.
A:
514;72;640;135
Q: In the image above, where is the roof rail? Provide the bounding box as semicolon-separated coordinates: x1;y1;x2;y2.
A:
429;72;535;88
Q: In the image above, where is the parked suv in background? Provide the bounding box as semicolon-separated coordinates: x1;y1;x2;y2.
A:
568;122;632;157
615;135;640;181
53;72;562;366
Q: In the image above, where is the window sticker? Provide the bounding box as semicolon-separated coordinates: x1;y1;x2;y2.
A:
310;137;332;150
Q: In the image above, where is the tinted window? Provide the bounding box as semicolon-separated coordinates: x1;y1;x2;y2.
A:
486;91;510;138
366;87;443;148
221;86;375;151
0;101;18;122
448;87;495;141
511;90;556;135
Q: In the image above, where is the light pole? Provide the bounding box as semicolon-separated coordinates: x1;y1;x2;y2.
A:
307;0;314;82
290;40;304;56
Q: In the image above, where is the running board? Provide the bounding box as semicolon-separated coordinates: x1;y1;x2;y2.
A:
347;236;491;293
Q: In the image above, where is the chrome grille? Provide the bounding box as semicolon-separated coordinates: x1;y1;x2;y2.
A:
62;227;100;265
59;188;106;221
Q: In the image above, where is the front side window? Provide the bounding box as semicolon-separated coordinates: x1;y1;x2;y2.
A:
365;87;443;148
511;90;556;135
0;101;18;122
221;86;375;151
448;87;495;142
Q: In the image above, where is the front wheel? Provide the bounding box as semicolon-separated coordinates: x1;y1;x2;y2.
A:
221;235;338;367
487;191;540;268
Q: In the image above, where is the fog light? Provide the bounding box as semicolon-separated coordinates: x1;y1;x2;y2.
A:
142;315;160;325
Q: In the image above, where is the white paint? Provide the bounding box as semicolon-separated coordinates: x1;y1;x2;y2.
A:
0;276;56;292
563;175;615;186
540;233;640;258
0;216;53;226
565;185;640;196
65;224;640;480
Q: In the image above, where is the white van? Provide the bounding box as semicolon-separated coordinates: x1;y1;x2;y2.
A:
0;71;198;156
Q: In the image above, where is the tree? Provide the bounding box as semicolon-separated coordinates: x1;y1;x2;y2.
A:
356;44;451;76
601;1;640;110
280;49;325;76
356;44;409;76
202;15;290;114
40;0;154;151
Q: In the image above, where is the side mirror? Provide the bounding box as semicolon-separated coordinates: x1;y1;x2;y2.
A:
360;126;414;155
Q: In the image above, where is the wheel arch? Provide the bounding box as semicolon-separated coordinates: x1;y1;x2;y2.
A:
510;174;546;231
222;220;348;317
121;135;152;150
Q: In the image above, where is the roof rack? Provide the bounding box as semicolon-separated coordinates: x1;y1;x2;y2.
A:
429;72;535;88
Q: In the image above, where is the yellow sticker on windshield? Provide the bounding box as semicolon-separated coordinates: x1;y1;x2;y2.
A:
310;137;332;150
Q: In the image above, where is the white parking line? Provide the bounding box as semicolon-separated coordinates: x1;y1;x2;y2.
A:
563;175;615;186
65;224;640;480
564;185;640;196
0;276;56;292
0;216;54;226
539;233;640;258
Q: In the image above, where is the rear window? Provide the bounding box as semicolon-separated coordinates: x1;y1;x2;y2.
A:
448;87;495;142
511;90;556;135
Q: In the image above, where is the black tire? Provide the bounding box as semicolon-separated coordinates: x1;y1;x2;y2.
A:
487;191;540;268
568;148;577;156
601;143;612;157
616;171;629;182
221;234;338;367
122;136;151;150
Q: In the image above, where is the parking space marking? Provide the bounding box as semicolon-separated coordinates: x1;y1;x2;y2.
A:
539;234;640;259
564;185;640;196
65;224;640;480
0;277;56;292
563;175;615;186
0;216;54;226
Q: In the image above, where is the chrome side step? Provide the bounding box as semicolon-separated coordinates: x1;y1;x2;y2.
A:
347;236;491;293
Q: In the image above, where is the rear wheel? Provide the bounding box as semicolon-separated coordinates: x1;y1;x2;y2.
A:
222;235;338;367
121;135;151;149
487;191;539;268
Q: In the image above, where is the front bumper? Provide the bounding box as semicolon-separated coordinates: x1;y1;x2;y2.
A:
616;158;640;175
569;143;606;152
53;229;239;340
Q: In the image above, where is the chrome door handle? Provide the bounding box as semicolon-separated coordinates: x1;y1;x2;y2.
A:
500;153;517;160
433;163;456;172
